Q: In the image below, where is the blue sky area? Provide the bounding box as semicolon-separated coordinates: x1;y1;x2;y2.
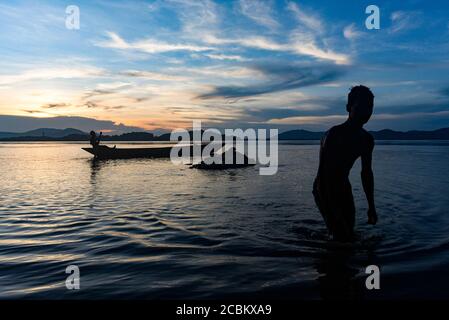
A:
0;0;448;133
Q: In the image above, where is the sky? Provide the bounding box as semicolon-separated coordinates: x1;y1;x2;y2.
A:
0;0;449;133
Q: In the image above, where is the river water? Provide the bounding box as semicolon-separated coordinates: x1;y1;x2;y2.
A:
0;141;448;299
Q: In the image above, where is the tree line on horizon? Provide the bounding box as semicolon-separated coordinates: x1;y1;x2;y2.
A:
1;127;449;141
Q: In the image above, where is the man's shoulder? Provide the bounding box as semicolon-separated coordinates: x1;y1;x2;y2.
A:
321;125;343;145
361;128;374;140
361;128;375;148
326;124;344;136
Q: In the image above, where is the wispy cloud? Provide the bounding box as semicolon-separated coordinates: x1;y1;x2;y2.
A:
289;32;350;65
243;108;308;122
287;2;349;64
83;89;118;100
343;23;363;40
202;34;350;64
198;63;345;99
0;66;105;85
203;34;283;50
287;2;324;33
96;82;131;90
39;99;127;112
168;65;262;79
238;0;280;30
119;70;188;81
267;114;345;125
95;31;215;54
390;11;421;34
84;101;127;111
204;53;249;61
41;103;71;109
95;1;349;65
166;0;218;34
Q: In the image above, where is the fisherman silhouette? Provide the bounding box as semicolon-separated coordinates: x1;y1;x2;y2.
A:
89;131;102;148
313;85;377;242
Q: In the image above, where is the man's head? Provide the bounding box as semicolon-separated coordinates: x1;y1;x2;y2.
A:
346;85;374;125
90;130;96;136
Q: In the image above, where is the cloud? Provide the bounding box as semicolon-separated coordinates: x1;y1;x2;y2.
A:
0;115;145;133
287;3;349;64
198;63;345;99
81;82;135;100
167;0;218;34
120;70;187;81
289;32;350;64
41;103;71;109
258;97;449;128
376;101;449;115
85;101;102;109
287;2;324;33
22;109;45;114
202;34;279;50
267;114;346;125
83;89;116;99
0;66;105;85
204;53;249;61
147;0;163;12
84;101;127;111
38;99;129;112
195;2;349;65
94;2;348;65
95;31;215;54
106;0;350;64
343;23;363;40
389;11;421;34
266;110;449;128
238;0;279;30
168;65;262;79
202;34;350;64
96;82;131;90
244;108;307;121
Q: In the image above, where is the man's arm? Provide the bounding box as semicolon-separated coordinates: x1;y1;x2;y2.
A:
361;137;377;225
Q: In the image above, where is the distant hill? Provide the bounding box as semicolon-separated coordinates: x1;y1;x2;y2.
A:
153;130;205;141
279;127;449;140
0;130;156;142
0;127;449;141
371;127;449;140
0;128;86;139
102;132;154;141
278;130;324;140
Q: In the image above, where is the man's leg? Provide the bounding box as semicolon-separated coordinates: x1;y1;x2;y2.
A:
330;187;355;242
313;179;334;233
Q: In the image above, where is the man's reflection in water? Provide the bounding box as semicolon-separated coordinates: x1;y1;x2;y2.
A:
315;241;379;300
316;247;362;300
89;158;102;185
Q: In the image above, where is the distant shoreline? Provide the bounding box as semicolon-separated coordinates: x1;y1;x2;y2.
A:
0;127;448;142
2;140;449;147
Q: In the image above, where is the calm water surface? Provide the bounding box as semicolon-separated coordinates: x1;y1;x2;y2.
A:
1;141;449;299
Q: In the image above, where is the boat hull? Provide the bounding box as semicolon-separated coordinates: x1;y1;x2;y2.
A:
82;146;172;159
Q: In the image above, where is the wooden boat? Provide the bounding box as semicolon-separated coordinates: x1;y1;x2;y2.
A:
82;145;173;159
82;143;249;164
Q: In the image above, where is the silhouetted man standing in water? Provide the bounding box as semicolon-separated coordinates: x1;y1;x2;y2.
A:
313;85;377;242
